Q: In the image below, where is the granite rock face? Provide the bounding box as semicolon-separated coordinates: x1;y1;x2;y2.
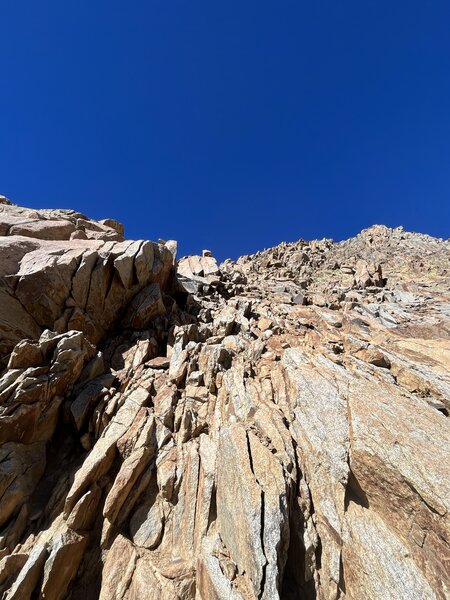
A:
0;199;449;599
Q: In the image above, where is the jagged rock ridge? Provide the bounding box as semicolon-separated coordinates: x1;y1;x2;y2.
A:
0;197;449;599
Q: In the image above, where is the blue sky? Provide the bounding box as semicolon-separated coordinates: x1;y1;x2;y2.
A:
1;1;449;260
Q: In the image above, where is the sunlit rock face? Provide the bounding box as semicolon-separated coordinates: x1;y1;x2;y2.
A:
1;197;449;600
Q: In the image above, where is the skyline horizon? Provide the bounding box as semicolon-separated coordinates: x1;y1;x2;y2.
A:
3;192;447;263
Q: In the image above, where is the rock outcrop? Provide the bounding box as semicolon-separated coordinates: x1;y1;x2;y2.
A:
0;198;449;599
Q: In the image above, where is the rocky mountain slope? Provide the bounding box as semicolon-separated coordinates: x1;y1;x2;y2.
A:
0;196;449;599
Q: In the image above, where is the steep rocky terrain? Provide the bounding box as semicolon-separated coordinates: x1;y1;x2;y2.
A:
0;196;449;599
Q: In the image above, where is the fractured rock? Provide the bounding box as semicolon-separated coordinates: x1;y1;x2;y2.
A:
1;201;449;600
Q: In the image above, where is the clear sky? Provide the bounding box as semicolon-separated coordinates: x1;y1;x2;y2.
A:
1;1;449;260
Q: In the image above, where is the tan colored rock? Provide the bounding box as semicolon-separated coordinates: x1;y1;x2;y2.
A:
156;446;178;500
178;254;219;280
66;485;102;531
99;218;124;237
103;443;154;525
0;286;42;361
122;283;166;329
347;375;450;596
216;424;266;597
98;534;137;600
70;373;115;431
0;505;28;559
4;544;47;600
196;536;242;600
0;330;95;453
125;554;163;598
343;503;438;600
39;528;88;600
130;498;164;549
64;386;150;518
282;349;349;600
171;440;201;558
1;202;450;600
7;340;43;369
0;219;174;358
0;554;28;588
247;430;290;599
354;259;384;288
0;442;46;528
9;219;76;240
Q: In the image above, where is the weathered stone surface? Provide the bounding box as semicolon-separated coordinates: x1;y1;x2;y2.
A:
129;497;164;549
196;536;242;600
283;350;350;599
178;254;219;280
0;442;46;528
0;330;95;441
342;503;438;600
64;386;150;518
66;485;102;531
98;534;137;600
0;202;122;241
39;528;88;600
0;206;174;358
216;424;266;597
354;259;385;288
1;202;449;600
103;440;154;525
347;375;450;597
122;283;166;329
4;544;47;600
0;554;27;588
70;373;115;431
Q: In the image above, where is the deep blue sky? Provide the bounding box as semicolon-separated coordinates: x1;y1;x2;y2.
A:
1;1;449;259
